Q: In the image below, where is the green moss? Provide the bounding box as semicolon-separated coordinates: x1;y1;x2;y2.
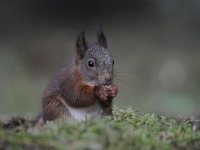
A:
0;107;200;150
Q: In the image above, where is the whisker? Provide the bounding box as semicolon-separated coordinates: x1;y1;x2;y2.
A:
113;72;137;85
114;70;136;78
114;77;136;90
114;68;135;74
114;74;137;82
112;69;139;90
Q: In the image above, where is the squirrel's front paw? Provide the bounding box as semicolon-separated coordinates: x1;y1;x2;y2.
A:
95;85;108;101
95;84;118;101
105;84;118;98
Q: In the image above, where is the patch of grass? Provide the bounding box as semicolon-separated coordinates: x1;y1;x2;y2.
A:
0;107;200;150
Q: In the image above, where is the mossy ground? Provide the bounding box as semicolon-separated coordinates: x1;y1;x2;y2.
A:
0;107;200;150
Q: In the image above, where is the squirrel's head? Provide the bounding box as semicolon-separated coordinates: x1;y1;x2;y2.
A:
75;29;114;86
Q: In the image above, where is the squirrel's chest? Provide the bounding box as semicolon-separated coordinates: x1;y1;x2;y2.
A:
64;102;103;121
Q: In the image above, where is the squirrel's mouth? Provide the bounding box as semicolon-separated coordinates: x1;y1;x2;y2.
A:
83;81;99;87
83;75;112;87
83;80;105;87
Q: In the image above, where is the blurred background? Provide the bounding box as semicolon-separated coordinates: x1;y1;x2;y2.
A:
0;0;200;117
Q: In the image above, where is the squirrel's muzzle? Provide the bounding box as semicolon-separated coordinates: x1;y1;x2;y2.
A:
104;74;112;85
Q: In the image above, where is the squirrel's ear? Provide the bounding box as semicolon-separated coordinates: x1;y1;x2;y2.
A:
76;31;88;59
97;29;107;48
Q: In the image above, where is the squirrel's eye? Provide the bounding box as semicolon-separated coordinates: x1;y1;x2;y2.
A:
87;59;95;68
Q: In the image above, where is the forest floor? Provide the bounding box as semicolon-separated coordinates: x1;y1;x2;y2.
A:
0;107;200;150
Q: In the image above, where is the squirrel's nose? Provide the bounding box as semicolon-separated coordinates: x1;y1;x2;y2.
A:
104;74;112;85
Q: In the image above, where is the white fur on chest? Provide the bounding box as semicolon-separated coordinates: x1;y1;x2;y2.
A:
65;102;103;121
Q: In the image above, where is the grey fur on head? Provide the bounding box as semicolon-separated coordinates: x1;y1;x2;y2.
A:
75;29;114;86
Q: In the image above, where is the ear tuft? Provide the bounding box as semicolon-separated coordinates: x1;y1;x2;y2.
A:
97;28;107;48
76;30;88;59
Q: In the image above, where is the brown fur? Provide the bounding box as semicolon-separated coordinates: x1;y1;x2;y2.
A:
42;62;117;121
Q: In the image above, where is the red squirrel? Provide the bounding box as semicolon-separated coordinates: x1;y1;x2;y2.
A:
41;30;118;122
